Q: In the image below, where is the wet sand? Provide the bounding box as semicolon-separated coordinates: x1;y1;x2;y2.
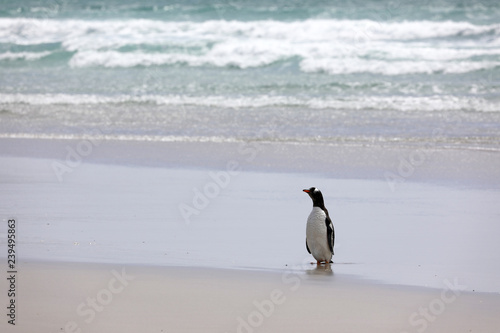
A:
1;261;499;333
1;137;499;332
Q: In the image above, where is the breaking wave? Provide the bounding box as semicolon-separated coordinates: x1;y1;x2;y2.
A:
1;18;500;75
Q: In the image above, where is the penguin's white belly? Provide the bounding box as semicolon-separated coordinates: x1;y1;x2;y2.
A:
306;207;332;262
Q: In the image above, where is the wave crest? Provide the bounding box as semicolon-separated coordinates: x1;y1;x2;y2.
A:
1;18;500;74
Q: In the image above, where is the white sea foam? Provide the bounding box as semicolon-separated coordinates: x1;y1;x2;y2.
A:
67;45;500;76
0;93;497;112
1;18;499;73
69;45;290;68
1;18;498;46
0;51;52;61
70;50;500;74
0;132;235;144
300;58;500;75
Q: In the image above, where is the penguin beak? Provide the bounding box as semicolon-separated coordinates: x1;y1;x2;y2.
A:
303;189;310;193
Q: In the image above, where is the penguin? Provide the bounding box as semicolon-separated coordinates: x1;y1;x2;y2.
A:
303;187;334;264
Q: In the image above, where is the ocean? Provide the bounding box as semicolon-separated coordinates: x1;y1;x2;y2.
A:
0;0;499;150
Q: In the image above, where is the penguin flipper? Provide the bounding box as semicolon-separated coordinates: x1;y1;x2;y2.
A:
306;239;311;254
326;216;334;255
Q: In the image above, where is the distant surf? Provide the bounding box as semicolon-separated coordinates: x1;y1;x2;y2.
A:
1;0;499;150
1;18;499;73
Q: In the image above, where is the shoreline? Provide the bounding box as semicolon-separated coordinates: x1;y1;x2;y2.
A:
8;257;500;295
1;260;499;333
1;137;500;332
1;137;499;188
1;137;500;293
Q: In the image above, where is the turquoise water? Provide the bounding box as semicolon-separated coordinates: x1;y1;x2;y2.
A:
0;0;499;148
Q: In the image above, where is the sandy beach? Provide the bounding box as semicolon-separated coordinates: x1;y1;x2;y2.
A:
1;137;500;332
2;1;500;331
1;261;500;333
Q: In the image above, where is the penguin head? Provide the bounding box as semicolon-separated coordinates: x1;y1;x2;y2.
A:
303;187;324;207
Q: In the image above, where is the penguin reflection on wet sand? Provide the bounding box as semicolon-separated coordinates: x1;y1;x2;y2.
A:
303;187;334;265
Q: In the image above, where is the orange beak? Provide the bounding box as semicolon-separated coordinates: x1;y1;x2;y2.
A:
303;189;310;193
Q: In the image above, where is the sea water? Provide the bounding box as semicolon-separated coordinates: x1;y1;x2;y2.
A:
0;0;499;149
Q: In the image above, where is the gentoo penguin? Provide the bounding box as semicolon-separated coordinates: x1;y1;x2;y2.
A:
303;187;334;264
